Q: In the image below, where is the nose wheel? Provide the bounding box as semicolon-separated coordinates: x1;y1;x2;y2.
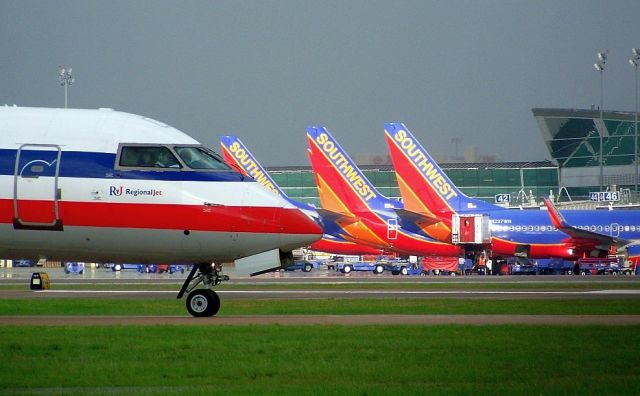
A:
186;289;221;317
177;262;228;317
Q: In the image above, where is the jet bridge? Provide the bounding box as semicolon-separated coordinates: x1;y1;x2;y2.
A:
451;214;491;245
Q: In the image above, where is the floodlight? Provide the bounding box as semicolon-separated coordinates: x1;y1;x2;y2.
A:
597;52;607;62
57;66;75;108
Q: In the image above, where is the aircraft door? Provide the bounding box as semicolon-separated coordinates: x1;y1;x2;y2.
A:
13;144;63;230
460;216;475;243
387;218;398;240
610;223;620;238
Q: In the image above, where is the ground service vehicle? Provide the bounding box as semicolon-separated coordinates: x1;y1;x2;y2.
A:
338;261;386;274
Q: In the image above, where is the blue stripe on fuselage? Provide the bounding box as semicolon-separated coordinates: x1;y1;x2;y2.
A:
487;209;640;244
1;149;246;182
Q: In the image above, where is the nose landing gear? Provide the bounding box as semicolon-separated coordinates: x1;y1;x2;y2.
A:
177;262;229;317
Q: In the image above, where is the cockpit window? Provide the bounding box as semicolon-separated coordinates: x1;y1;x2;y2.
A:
119;146;182;169
174;146;231;170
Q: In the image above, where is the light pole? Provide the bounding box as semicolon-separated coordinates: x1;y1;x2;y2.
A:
631;49;640;194
451;137;463;160
594;51;607;193
58;66;74;108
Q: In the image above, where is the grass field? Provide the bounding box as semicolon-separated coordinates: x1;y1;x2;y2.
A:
1;325;639;395
2;278;639;394
0;297;639;316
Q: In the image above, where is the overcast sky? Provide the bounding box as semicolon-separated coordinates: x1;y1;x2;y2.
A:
2;1;640;165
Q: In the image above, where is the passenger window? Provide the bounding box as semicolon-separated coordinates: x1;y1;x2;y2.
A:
119;146;181;169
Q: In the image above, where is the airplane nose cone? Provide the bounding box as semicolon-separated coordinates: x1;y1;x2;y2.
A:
241;181;322;251
276;208;323;251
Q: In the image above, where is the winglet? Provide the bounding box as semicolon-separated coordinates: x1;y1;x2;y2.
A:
543;197;627;249
543;198;566;229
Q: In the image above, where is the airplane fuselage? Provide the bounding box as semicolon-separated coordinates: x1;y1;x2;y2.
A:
483;208;640;258
0;107;321;263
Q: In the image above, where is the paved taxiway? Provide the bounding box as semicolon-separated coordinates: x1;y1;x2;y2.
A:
1;267;639;301
1;267;639;325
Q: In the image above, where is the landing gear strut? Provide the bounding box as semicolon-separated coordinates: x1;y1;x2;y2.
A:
177;263;229;317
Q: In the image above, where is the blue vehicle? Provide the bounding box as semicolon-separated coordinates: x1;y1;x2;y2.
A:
338;261;386;274
390;262;422;276
284;260;321;272
535;258;575;275
13;259;36;267
168;265;186;274
64;262;84;274
508;257;537;275
578;257;630;275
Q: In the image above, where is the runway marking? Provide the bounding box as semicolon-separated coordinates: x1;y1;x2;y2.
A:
40;289;640;295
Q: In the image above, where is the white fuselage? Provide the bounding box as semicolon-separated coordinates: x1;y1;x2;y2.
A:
0;107;321;263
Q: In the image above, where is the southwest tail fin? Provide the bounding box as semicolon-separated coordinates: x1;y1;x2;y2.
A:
306;126;393;216
384;122;496;215
220;136;285;197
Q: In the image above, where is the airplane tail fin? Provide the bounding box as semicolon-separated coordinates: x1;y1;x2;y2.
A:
542;198;567;230
384;122;496;215
220;135;286;197
221;135;363;238
306;126;391;215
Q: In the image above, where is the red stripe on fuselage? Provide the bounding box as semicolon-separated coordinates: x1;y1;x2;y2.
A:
1;199;322;235
490;237;576;259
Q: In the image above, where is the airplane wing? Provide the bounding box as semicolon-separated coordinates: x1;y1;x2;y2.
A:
543;198;630;248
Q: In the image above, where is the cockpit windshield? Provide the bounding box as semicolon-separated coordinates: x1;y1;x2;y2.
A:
174;146;231;170
119;146;182;168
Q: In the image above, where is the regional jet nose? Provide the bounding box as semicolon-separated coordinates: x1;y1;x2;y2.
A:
275;207;323;252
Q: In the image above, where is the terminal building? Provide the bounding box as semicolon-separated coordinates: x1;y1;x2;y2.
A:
265;108;639;207
533;108;639;204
